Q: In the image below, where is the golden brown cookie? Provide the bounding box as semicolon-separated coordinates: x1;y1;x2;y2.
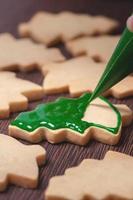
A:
0;71;44;119
42;56;133;98
18;12;119;46
0;134;46;191
66;35;120;62
0;33;64;72
45;151;133;200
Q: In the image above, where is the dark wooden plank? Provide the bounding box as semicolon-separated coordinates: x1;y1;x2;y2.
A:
0;0;132;199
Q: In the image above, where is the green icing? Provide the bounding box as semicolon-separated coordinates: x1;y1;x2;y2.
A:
11;93;121;135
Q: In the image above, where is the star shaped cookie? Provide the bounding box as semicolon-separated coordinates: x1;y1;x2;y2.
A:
0;72;44;119
18;12;119;46
0;134;46;191
66;35;120;62
9;93;133;145
0;33;64;72
45;151;133;200
42;56;133;98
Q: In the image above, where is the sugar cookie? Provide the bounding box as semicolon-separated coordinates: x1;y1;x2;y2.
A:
0;72;44;119
0;33;64;72
45;151;133;200
42;56;133;98
0;134;46;191
9;93;132;145
18;12;119;46
66;35;120;62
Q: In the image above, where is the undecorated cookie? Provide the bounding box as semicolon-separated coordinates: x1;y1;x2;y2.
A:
45;151;133;200
66;35;120;62
42;56;133;98
9;93;132;145
0;33;65;72
18;12;119;46
0;134;46;191
0;71;44;119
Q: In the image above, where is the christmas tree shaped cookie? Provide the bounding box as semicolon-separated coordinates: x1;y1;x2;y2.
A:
0;72;44;119
66;35;120;62
0;33;64;72
18;12;119;46
9;93;133;145
0;134;46;191
42;56;133;98
45;151;133;200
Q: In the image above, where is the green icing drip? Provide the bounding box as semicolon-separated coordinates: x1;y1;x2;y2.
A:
11;93;121;135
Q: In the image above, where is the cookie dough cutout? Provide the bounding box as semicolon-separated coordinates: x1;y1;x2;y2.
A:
0;134;46;191
42;56;133;98
18;12;119;46
0;33;65;72
9;93;133;145
66;35;120;62
0;72;44;119
45;151;133;200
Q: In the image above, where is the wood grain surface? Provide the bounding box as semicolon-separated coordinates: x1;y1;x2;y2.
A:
0;0;133;199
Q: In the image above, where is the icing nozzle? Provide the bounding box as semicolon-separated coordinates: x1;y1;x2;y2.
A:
89;24;133;103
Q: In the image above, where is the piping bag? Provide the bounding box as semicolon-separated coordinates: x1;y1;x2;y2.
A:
89;21;133;103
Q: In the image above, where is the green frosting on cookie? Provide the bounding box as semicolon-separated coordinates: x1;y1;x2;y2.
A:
11;93;121;135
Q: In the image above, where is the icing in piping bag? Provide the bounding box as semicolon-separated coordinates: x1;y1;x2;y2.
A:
89;17;133;103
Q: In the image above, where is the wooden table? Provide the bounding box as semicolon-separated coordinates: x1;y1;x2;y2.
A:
0;0;133;199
